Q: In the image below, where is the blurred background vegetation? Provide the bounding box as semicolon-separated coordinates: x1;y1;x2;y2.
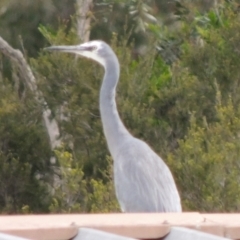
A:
1;0;240;213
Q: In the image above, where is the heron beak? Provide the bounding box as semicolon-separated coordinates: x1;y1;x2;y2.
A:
44;45;94;53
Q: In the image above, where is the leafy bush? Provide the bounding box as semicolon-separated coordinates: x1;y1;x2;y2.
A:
0;80;51;213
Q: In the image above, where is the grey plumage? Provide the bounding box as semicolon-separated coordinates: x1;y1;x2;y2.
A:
45;40;182;212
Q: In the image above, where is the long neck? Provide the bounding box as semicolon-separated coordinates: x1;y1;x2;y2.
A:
100;55;130;157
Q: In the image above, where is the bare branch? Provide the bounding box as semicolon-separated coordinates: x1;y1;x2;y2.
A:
0;36;61;149
76;0;92;42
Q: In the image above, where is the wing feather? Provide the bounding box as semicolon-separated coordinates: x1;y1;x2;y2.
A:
114;137;181;212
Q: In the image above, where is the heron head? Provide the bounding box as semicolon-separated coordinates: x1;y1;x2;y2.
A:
45;40;114;67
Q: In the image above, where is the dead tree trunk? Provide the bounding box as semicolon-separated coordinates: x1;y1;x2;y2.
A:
76;0;92;42
0;36;61;150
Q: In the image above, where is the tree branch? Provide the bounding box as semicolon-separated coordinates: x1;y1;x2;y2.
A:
0;36;61;149
76;0;92;42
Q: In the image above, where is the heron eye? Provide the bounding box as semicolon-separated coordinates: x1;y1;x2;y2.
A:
85;46;97;51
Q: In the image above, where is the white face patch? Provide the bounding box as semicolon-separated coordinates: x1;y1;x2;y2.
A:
77;41;106;67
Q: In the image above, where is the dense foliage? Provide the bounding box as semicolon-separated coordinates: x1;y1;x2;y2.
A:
1;0;240;213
